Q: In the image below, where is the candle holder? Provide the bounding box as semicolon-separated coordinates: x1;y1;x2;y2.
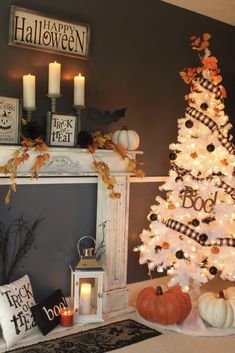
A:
24;107;36;122
73;105;85;133
47;94;61;113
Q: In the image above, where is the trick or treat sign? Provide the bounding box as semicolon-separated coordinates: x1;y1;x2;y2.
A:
0;96;20;144
47;113;78;147
9;6;90;59
181;186;218;213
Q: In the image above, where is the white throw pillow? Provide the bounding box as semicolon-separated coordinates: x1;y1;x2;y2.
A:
0;275;37;347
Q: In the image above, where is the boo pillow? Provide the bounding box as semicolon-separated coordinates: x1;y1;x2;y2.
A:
31;289;67;335
0;274;37;347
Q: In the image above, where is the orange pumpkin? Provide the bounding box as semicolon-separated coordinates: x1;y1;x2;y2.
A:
136;285;192;325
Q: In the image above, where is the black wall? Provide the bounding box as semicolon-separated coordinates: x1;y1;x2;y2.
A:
0;0;235;297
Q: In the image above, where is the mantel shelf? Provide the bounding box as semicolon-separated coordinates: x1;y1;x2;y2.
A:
0;145;143;177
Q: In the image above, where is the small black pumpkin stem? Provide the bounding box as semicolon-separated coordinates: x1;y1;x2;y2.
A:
122;125;128;130
219;290;225;299
156;286;163;296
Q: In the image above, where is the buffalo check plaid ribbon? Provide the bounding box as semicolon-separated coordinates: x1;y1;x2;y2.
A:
216;180;235;200
165;218;235;247
195;77;223;100
185;106;235;155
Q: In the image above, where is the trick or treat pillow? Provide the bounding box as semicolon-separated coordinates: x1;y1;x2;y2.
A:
0;275;37;347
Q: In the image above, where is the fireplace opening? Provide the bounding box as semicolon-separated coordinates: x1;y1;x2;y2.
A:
0;183;97;301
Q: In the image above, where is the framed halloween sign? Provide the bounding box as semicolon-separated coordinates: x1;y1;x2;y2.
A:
9;6;90;59
0;96;20;144
47;113;78;147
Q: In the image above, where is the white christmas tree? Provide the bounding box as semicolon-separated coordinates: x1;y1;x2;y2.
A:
136;34;235;292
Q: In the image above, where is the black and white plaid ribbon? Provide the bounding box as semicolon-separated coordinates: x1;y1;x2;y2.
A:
165;218;201;242
165;218;235;247
216;180;235;200
186;106;235;154
195;77;223;100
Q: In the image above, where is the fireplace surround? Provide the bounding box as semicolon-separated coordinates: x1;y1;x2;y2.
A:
0;146;141;315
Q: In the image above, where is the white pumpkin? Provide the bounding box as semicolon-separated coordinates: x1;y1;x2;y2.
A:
197;287;235;328
112;126;140;150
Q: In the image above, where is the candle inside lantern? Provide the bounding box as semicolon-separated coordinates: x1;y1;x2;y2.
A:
80;283;91;315
74;73;85;106
48;61;61;95
23;74;36;109
60;307;74;327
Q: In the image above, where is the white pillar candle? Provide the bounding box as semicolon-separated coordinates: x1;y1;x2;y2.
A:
80;283;91;315
74;73;85;106
48;61;61;95
23;74;36;109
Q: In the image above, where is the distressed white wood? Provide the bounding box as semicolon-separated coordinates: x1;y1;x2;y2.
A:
0;145;140;314
0;145;140;176
96;175;130;313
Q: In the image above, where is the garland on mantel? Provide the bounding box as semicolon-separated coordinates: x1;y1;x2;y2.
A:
88;131;145;199
0;137;49;205
0;132;144;204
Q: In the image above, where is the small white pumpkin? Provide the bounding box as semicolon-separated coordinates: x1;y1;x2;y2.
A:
112;126;140;150
197;287;235;328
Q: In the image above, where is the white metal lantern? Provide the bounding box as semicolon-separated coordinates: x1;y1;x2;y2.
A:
70;236;104;323
70;268;104;323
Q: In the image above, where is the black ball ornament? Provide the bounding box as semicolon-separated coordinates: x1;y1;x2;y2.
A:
209;266;218;275
175;250;184;259
192;219;200;227
207;143;215;152
185;119;194;128
77;130;93;148
149;213;158;221
199;233;208;243
169;152;177;161
200;103;209;111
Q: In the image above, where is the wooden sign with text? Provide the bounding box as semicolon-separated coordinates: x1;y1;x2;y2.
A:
8;6;90;59
47;113;78;147
181;186;218;213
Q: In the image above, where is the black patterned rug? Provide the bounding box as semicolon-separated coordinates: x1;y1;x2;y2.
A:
8;319;161;353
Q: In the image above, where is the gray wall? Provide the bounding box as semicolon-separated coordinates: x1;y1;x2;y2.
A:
0;0;235;297
0;184;97;300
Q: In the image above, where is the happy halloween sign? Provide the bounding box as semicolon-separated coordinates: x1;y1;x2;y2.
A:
9;6;90;59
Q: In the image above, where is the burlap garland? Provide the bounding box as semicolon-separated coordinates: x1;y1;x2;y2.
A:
165;218;235;247
186;107;235;154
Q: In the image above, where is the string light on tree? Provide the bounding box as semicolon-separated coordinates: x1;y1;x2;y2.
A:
136;33;235;291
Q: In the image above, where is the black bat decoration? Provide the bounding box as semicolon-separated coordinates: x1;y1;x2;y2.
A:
89;107;126;124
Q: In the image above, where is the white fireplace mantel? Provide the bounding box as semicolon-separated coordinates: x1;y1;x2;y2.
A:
0;145;142;315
